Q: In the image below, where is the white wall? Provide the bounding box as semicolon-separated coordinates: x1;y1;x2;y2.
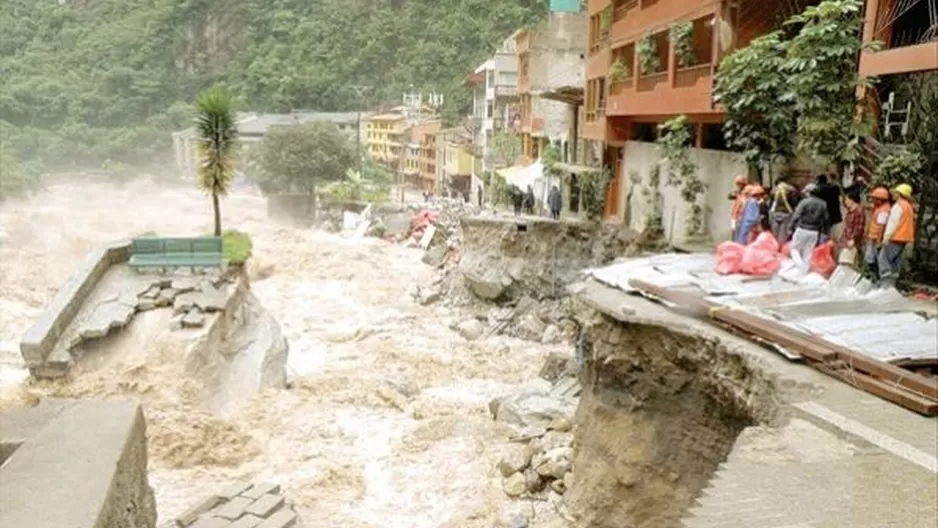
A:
621;141;749;244
535;98;573;143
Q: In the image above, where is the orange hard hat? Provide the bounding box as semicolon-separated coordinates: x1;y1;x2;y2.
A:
870;187;890;200
734;175;748;186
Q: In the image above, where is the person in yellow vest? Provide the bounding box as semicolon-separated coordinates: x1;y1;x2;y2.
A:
863;186;892;279
877;183;916;287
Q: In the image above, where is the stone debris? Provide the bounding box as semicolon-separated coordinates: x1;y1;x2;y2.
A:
454;318;485;341
494;353;581;501
175;482;300;528
182;310;207;328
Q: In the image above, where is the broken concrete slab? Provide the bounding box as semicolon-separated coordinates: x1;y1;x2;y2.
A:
171;277;200;294
182;310;206;328
75;294;138;341
156;288;177;307
421;245;448;268
140;285;160;299
176;284;227;313
177;481;300;528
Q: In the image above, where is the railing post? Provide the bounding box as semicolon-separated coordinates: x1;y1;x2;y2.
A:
668;32;677;88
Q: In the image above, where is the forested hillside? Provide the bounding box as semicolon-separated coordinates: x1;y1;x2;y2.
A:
0;0;544;169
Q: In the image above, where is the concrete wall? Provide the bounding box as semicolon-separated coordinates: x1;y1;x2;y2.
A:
20;240;131;369
621;141;748;243
0;400;157;528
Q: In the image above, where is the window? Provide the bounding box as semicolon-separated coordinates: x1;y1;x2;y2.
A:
487;71;495;87
486;102;493;118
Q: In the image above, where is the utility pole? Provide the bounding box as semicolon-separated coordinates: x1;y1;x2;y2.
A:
350;85;371;174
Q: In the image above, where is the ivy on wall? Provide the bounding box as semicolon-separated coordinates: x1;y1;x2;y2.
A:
669;21;696;68
637;34;662;75
656;115;706;237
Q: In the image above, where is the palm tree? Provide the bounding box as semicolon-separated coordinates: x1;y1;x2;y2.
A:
194;86;238;236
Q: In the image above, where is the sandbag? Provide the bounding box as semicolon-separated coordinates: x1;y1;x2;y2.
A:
740;247;781;275
810;241;836;278
715;241;745;275
749;231;780;253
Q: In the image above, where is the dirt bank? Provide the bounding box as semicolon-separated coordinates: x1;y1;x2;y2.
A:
567;303;779;528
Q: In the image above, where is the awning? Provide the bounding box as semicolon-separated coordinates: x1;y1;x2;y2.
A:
497;161;544;189
553;162;603;175
536;86;584;105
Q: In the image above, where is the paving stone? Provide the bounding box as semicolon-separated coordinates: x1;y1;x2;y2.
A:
257;510;298;528
211;496;253;520
175;495;224;527
241;483;282;500
228;514;265;528
189;517;229;528
219;482;254;500
245;494;285;517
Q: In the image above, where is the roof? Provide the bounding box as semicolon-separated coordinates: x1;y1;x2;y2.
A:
474;59;495;74
537;86;584;105
369;113;405;121
552;162;602;175
173;111;367;139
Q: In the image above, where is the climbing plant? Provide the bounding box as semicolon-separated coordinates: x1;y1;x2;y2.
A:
713;31;796;173
874;146;924;189
581;167;614;222
669;21;696;67
656;115;706;236
600;6;613;36
637;34;662;75
634;167;663;237
609;58;631;83
542;141;562;176
783;0;879;168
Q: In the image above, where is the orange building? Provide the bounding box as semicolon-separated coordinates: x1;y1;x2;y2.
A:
402;120;441;192
859;0;938;78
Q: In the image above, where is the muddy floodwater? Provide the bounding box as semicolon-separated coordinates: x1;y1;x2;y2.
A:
0;177;567;527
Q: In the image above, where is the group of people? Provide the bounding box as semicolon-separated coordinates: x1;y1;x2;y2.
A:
508;184;564;220
729;173;917;286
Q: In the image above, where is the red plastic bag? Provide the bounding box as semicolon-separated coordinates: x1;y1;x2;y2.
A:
749;231;779;253
810;241;836;278
780;242;791;258
740;247;781;275
715;242;745;275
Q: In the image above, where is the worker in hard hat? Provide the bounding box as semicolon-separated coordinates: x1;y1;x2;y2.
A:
863;186;892;279
877;183;916;288
734;184;765;245
728;174;748;239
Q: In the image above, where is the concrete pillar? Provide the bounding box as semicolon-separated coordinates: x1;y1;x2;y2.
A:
668;33;677;88
696;123;704;148
862;0;880;44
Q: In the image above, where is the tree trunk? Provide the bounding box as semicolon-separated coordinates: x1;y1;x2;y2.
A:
212;192;222;236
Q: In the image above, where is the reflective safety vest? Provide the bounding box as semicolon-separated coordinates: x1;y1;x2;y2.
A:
890;198;916;243
866;202;891;242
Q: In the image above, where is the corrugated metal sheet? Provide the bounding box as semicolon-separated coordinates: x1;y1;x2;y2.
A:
589;253;938;364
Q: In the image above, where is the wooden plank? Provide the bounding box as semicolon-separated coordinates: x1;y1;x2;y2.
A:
819;365;938;417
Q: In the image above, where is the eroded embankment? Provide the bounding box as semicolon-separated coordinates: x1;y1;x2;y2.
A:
454;216;637;303
567;309;779;528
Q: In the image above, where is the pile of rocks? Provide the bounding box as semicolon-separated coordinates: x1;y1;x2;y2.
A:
489;358;582;501
136;274;230;330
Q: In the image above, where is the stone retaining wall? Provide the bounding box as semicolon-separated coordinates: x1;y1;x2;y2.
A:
20;240;131;368
0;399;157;528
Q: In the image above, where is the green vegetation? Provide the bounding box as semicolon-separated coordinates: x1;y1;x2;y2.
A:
323;166;391;202
221;230;253;265
715;0;876;173
1;0;545;171
194;86;238;236
656;115;706;236
249;122;356;196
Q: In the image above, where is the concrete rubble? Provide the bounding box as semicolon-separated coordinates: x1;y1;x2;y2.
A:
490;352;581;503
169;481;302;528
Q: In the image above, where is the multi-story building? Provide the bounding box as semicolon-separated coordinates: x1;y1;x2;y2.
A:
401;120;441;192
366;113;407;167
859;0;937;79
468;33;522;171
516;2;587;164
440;127;479;201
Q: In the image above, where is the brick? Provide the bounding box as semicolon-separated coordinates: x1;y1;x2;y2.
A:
219;482;253;499
245;494;285;517
189;517;229;528
241;482;281;499
257;510;298;528
175;496;224;527
212;496;253;520
229;514;265;528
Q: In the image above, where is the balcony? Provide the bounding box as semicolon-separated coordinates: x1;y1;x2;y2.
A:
495;85;519;98
859;40;938;77
609;0;717;47
608;64;715;117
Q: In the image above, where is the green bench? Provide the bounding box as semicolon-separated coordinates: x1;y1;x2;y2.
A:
128;237;225;271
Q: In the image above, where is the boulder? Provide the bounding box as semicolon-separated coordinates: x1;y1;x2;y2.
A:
181;310;206;328
541;325;562;344
455;319;485;341
497;444;533;477
532;431;573;454
534;448;571;480
461;269;511;301
549;478;566;494
502;473;527;498
523;468;546;493
421;245;448;268
547;417;573;433
490;392;575;429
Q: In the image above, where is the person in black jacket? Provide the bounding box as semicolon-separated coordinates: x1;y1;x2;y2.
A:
548;185;562;220
789;183;830;273
814;174;843;244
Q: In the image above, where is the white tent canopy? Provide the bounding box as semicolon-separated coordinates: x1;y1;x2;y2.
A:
497;160;560;209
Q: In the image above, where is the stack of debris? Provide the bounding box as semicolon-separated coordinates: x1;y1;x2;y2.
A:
169;481;302;528
489;353;581;500
136;275;230;330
